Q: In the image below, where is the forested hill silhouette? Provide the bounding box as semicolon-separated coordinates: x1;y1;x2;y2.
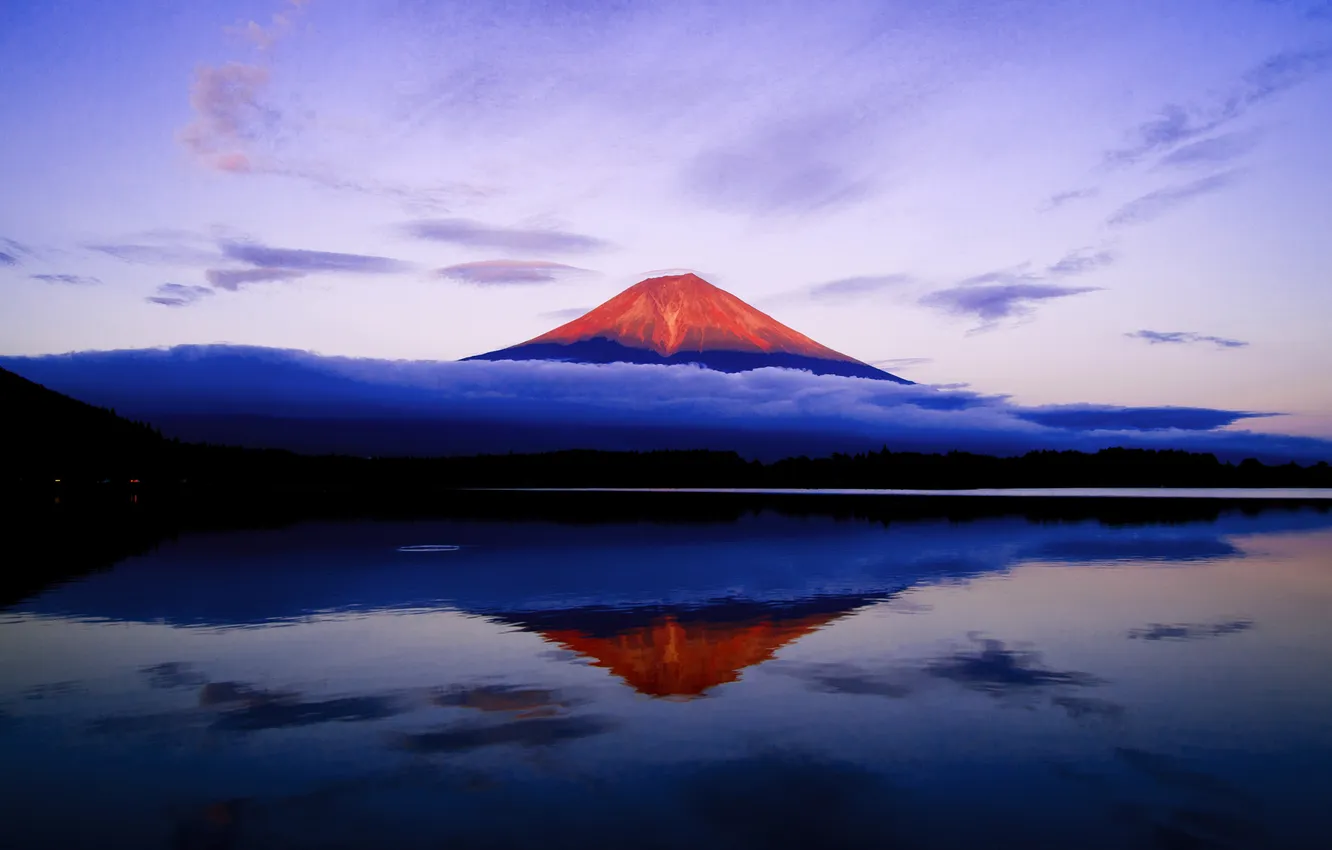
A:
4;366;1331;492
1;365;168;481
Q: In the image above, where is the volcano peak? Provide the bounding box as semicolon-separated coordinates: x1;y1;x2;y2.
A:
465;272;910;383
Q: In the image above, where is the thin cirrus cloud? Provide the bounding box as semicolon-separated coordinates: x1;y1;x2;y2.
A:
919;247;1114;329
1106;171;1241;227
1105;45;1332;166
203;241;413;291
30;274;102;286
205;268;308;291
178;62;275;174
178;0;310;173
147;284;216;308
1040;187;1099;211
1;237;32;266
681;110;875;216
179;2;478;212
921;283;1102;326
437;260;588;286
403;219;612;254
1156;132;1261;169
807;274;914;299
226;0;311;51
1126;330;1250;349
1047;248;1117;277
87;241;221;266
219;241;412;274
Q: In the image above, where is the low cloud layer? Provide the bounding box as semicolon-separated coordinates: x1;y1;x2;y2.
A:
1127;330;1249;349
404;218;611;254
3;345;1327;462
437;260;587;286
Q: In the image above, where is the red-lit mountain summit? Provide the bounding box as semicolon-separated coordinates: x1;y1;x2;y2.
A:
466;272;910;382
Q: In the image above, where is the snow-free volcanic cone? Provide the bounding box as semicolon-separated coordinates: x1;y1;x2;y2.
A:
466;272;910;382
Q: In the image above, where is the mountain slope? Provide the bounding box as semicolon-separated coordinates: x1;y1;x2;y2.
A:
0;365;170;480
466;272;910;382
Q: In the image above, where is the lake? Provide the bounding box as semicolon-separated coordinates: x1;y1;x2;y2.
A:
2;496;1331;849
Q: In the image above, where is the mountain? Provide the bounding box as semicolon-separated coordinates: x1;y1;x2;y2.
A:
0;365;170;481
465;272;910;382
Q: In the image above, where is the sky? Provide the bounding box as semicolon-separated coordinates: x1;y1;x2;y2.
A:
3;0;1332;439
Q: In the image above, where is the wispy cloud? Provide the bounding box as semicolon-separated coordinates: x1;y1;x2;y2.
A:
30;274;102;286
1047;248;1117;277
87;242;221;266
919;247;1113;330
197;241;410;291
204;268;308;291
681;110;875;215
1041;187;1099;211
808;274;913;299
437;260;588;286
226;0;311;51
921;283;1102;328
1107;172;1241;227
219;241;412;274
1157;132;1260;169
1106;45;1332;166
181;2;480;212
404;219;611;254
179;62;276;173
147;284;216;307
1126;330;1250;349
1;238;33;266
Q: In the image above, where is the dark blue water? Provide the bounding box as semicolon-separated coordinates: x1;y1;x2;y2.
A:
2;504;1331;849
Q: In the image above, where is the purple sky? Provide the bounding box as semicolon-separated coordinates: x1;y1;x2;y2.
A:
3;0;1332;438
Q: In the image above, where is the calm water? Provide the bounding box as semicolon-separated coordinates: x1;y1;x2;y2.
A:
3;502;1332;849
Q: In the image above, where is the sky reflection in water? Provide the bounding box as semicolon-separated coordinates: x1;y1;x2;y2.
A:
2;505;1331;849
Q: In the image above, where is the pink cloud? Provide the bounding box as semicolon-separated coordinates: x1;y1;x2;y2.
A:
179;63;273;172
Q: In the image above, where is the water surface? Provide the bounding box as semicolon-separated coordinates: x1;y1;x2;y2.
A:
3;500;1331;849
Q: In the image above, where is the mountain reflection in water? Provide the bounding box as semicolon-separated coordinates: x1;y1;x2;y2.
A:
2;498;1331;849
491;597;878;698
